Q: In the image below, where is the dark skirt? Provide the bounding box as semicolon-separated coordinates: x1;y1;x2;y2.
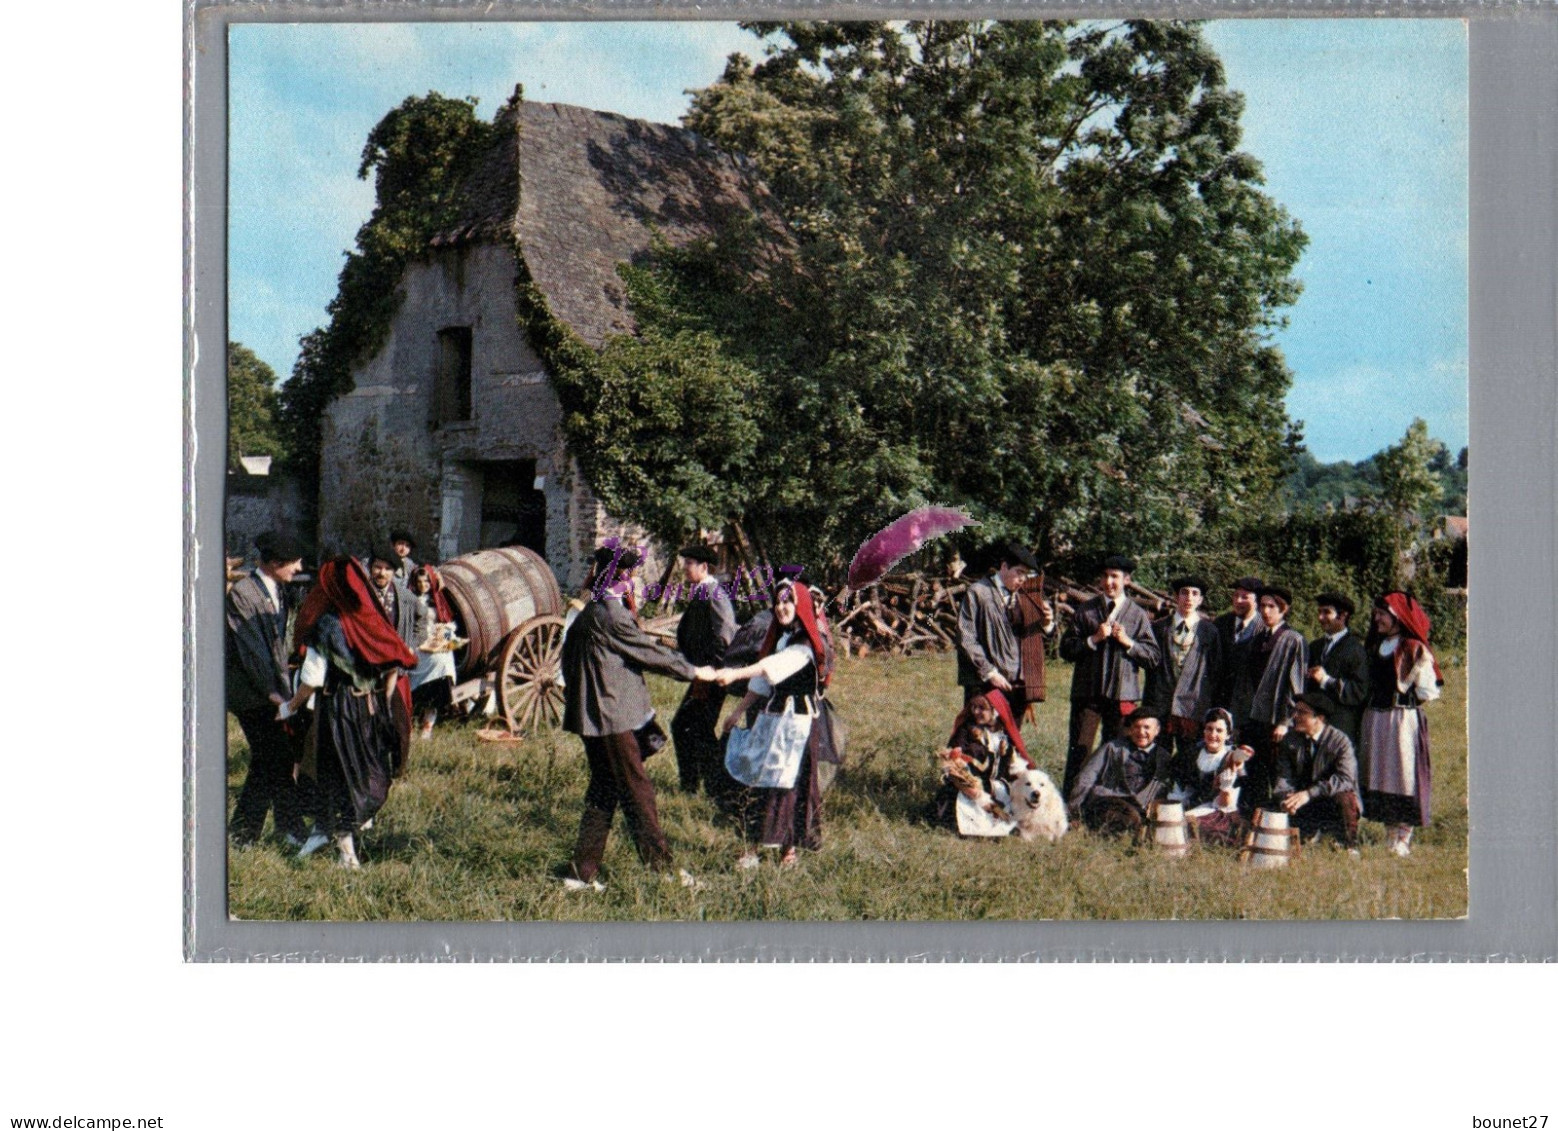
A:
308;689;402;834
757;730;823;852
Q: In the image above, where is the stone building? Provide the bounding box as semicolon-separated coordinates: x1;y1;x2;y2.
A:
315;96;770;588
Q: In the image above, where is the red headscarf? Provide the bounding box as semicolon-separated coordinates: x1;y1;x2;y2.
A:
946;689;1031;766
294;556;418;672
760;579;829;688
418;564;455;624
1378;591;1443;685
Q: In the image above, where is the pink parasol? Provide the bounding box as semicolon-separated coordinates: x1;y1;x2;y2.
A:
847;506;978;589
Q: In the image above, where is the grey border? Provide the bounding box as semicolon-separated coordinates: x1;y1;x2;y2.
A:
186;1;1558;961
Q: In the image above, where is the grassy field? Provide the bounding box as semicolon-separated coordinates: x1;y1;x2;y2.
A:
227;654;1467;921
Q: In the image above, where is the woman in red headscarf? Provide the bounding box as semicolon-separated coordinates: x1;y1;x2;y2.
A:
1358;591;1444;856
715;578;832;868
933;691;1032;834
280;556;418;869
408;565;458;739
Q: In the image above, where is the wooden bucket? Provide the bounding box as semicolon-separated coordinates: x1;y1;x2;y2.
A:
1147;799;1193;858
1240;808;1302;869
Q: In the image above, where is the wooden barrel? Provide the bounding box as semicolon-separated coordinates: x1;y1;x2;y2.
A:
1147;799;1192;857
436;547;564;678
1241;808;1302;869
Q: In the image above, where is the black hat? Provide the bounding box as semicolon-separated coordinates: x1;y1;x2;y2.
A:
678;544;719;565
1295;690;1337;718
592;544;641;572
996;541;1040;572
389;529;416;549
367;545;403;571
1102;554;1135;575
254;531;304;564
1315;591;1356;618
1257;585;1293;610
1170;575;1209;595
1127;709;1162;725
1231;576;1264;595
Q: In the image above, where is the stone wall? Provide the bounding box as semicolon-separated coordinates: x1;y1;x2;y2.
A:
317;242;638;589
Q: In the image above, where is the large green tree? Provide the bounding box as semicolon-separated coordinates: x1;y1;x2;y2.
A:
227;341;285;468
632;20;1308;578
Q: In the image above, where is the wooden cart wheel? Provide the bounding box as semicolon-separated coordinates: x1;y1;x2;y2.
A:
499;615;568;735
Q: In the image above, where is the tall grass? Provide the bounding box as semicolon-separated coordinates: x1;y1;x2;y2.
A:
227;655;1467;921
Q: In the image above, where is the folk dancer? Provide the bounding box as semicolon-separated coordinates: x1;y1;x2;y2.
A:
1228;585;1307;812
1059;555;1161;798
1271;691;1362;852
1146;575;1224;762
1358;591;1442;857
1305;591;1370;751
955;541;1052;723
669;544;736;796
1067;712;1174;836
560;546;713;891
226;531;308;847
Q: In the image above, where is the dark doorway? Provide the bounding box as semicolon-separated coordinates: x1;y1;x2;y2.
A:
479;460;546;554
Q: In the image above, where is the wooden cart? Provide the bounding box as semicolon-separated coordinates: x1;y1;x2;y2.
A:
436;546;568;735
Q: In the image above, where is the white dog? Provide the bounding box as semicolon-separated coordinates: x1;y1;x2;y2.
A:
1006;767;1068;843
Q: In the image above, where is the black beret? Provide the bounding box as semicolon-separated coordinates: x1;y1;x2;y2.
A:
1257;585;1293;610
1170;575;1210;595
997;541;1040;572
1126;709;1162;725
367;545;403;572
389;529;416;548
1102;554;1135;574
678;544;719;565
1295;690;1338;718
1315;592;1356;617
254;531;304;564
1231;576;1265;594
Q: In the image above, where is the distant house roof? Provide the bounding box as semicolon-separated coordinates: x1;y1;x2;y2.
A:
430;96;779;348
1442;515;1468;540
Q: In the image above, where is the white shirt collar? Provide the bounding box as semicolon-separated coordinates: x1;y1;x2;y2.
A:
255;569;281;608
1326;627;1349;645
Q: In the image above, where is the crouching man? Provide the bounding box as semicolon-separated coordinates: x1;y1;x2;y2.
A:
1066;712;1174;837
1271;691;1361;852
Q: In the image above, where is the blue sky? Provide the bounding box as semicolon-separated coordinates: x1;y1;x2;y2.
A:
229;19;1467;463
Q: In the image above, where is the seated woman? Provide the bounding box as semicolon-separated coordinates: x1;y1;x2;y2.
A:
716;580;830;869
934;692;1031;836
408;565;458;739
1170;707;1252;845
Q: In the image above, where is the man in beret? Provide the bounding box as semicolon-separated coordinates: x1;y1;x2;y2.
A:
226;531;308;846
1059;554;1161;798
1272;691;1361;852
1305;591;1370;751
1067;711;1174;835
1214;575;1264;724
1230;585;1308;811
366;545;419;654
1145;576;1224;762
561;545;716;891
389;529;418;582
955;540;1052;722
670;544;736;795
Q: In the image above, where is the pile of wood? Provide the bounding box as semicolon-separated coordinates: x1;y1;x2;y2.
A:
828;572;1173;659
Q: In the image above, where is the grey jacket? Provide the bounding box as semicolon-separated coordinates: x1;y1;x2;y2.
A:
1147;615;1223;722
1068;737;1174;815
675;577;736;667
1305;630;1370;744
225;571;292;715
1273;725;1358;801
365;577;419;659
1242;624;1307;729
1060;595;1161;703
562;596;697;737
956;576;1021;688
